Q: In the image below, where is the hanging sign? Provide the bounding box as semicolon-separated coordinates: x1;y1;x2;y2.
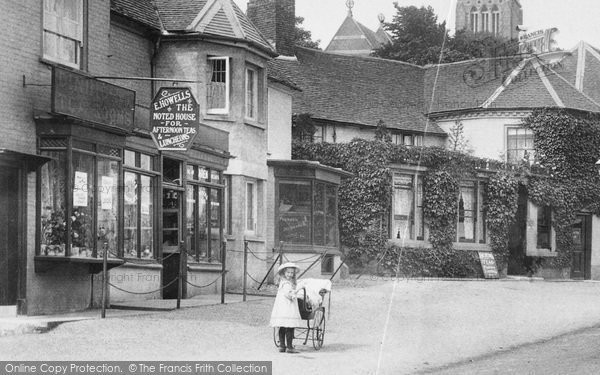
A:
150;87;199;151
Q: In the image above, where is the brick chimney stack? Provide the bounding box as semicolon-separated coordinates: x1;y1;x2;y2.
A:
247;0;295;56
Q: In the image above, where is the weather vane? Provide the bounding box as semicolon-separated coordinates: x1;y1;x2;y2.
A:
346;0;354;17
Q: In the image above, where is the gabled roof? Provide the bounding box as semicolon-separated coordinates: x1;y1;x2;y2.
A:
276;47;445;134
560;41;600;106
325;15;391;56
111;0;275;55
425;50;600;115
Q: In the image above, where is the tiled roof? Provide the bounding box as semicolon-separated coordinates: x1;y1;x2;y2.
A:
267;59;302;91
424;51;600;114
111;0;274;54
110;0;161;29
326;16;390;56
278;47;444;134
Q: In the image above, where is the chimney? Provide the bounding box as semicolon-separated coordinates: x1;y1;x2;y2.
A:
247;0;295;56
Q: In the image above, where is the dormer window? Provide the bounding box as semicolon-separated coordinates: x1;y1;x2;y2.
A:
43;0;84;68
207;56;230;114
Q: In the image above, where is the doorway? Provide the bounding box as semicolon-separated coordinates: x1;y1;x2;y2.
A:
162;187;185;299
571;215;591;280
0;167;19;305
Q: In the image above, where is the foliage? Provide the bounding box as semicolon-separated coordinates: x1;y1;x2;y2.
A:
447;120;473;154
485;172;520;265
423;170;458;249
292;113;317;142
42;210;66;245
373;4;517;65
382;246;483;278
294;16;320;50
522;108;600;269
374;120;392;143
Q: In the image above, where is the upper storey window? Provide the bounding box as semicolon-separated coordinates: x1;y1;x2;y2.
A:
43;0;83;68
207;57;230;114
470;7;479;33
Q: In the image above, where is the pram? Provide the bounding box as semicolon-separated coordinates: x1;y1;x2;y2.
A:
273;286;330;350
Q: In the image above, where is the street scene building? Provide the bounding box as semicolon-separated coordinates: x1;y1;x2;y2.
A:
2;0;600;319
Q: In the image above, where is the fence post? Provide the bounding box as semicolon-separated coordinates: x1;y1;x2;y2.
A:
243;240;248;302
101;242;108;319
221;239;227;304
177;240;184;309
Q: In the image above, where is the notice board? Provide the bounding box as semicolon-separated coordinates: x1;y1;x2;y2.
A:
478;251;499;279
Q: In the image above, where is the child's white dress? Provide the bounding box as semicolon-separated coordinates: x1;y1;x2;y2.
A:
269;279;303;328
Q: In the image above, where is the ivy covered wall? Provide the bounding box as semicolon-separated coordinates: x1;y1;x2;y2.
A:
293;109;600;278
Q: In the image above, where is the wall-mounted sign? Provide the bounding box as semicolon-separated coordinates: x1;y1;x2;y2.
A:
519;28;559;54
150;87;199;151
52;67;136;131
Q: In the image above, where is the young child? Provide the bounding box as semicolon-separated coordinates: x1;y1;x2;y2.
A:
270;262;303;353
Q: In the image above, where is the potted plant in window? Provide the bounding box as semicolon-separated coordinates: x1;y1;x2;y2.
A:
41;209;66;256
71;209;92;256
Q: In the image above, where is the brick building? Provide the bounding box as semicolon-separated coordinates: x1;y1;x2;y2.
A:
0;0;348;316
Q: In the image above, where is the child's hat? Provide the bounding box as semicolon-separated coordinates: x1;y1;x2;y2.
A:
277;262;300;274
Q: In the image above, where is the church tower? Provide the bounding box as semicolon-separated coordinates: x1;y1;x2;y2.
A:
455;0;523;40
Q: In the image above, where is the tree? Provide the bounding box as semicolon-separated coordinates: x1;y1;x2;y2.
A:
295;17;320;50
373;4;517;65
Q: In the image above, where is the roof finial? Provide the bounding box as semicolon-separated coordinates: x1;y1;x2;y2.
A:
346;0;354;17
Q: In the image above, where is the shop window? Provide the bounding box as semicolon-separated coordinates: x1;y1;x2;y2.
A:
207;56;229;114
313;183;339;246
507;127;534;164
186;167;224;262
43;0;84;69
279;181;312;244
123;150;156;259
40;140;121;258
392;173;424;241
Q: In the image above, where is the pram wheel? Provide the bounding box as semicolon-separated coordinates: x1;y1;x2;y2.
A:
312;307;325;350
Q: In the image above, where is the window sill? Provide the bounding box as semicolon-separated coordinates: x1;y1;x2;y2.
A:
34;255;124;274
387;239;492;252
243;119;265;130
188;262;222;272
39;57;82;72
120;260;162;270
204;114;235;123
528;248;557;257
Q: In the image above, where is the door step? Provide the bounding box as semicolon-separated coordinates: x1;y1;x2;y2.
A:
0;306;17;317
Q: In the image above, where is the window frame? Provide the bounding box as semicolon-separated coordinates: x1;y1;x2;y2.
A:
506;126;535;165
207;56;230;115
391;172;425;242
245;180;257;235
245;67;259;121
43;0;85;69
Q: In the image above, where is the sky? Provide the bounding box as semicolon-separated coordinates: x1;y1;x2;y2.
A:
233;0;600;51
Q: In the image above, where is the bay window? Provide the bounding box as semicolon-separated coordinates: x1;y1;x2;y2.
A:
40;138;121;258
245;67;258;120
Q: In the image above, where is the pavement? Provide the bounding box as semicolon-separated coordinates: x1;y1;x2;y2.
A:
0;292;268;337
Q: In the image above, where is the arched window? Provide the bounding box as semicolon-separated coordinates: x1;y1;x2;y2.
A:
492;5;500;35
481;6;489;33
470;7;479;32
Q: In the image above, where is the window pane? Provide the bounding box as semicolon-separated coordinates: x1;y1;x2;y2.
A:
325;185;338;246
246;183;254;232
40;151;67;256
186;185;197;262
124;172;138;258
97;158;119;258
458;184;476;242
140;154;152;170
279;182;311;244
198;188;209;259
537;206;551;249
246;69;256;118
163;158;181;184
140;175;154;258
314;183;325;246
124;150;136;167
393;174;414;240
208;58;227;110
210;188;222;261
72;153;94;256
